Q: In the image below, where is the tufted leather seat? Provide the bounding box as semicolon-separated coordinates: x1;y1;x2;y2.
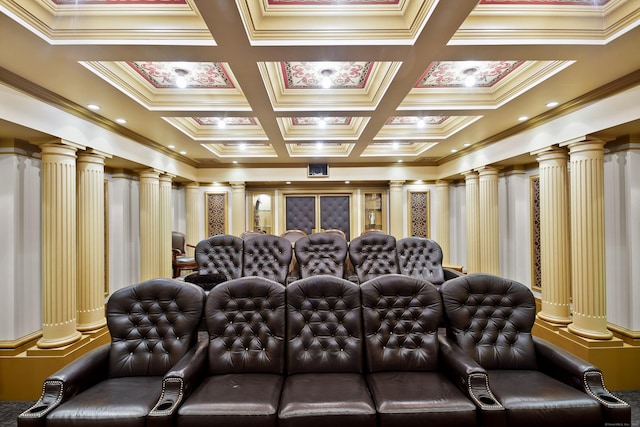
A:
19;279;206;427
440;273;630;427
396;237;463;287
243;234;292;285
176;277;286;427
184;234;244;291
361;274;480;427
293;232;349;279
279;275;376;427
348;233;399;283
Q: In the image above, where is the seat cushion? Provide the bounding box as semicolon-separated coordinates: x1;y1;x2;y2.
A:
366;371;477;427
488;370;602;427
279;373;376;427
177;374;283;427
46;377;162;427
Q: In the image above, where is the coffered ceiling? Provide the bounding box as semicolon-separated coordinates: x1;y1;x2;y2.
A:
1;0;639;172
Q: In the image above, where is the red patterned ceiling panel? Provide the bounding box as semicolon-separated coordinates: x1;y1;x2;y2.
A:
385;116;449;126
479;0;610;5
291;117;352;125
268;0;399;4
283;62;373;89
193;117;258;126
127;62;235;89
51;0;187;4
415;61;524;88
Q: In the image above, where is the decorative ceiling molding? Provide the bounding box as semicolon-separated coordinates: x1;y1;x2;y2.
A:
202;142;277;158
361;141;438;157
399;60;575;110
451;0;640;45
276;116;370;140
374;115;483;140
259;61;402;111
235;0;438;45
162;117;267;141
286;142;354;157
0;0;214;44
80;61;251;111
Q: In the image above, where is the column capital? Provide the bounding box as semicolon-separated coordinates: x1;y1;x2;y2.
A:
138;168;161;179
534;146;569;163
185;181;200;190
230;181;246;190
36;138;86;152
435;180;450;187
559;137;606;152
531;145;567;158
476;166;500;177
159;173;174;183
461;170;478;179
388;180;405;189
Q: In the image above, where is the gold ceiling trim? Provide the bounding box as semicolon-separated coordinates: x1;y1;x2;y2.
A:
162;117;268;141
450;0;640;45
0;0;214;44
235;0;438;45
202;143;277;158
276;116;371;140
259;61;402;111
374;116;483;140
286;143;354;157
399;61;575;110
80;61;250;111
361;142;438;157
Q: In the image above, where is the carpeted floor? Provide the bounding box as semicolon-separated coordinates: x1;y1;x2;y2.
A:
2;390;640;426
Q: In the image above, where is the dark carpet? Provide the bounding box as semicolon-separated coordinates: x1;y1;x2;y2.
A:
2;390;640;426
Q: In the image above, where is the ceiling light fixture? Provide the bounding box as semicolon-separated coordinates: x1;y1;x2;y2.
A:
217;118;226;129
463;68;478;88
115;118;127;124
518;116;528;121
320;69;334;89
179;151;187;155
87;104;100;110
416;118;425;128
238;143;246;151
173;68;189;89
546;101;559;108
318;118;326;127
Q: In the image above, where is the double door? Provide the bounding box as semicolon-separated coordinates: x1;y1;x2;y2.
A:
285;194;351;241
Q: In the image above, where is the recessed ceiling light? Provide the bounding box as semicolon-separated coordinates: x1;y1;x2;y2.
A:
217;118;226;129
286;181;291;184
397;160;403;163
87;104;100;110
238;143;246;151
518;116;529;121
451;149;458;153
115;118;127;124
416;118;425;128
345;180;350;184
179;151;187;155
316;142;324;149
232;160;238;164
392;142;399;150
546;101;559;108
318;119;326;128
463;143;471;147
168;145;175;149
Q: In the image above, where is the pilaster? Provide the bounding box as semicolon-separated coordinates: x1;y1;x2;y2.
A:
478;167;500;275
139;169;160;281
435;180;451;264
185;182;200;255
159;174;173;278
230;182;246;237
462;170;480;274
388;180;405;238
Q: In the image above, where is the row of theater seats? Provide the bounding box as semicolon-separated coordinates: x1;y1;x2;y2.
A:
19;273;630;427
182;231;463;292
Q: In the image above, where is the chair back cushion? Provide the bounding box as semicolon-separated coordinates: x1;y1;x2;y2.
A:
361;274;441;372
440;273;538;370
107;279;206;377
397;237;446;285
286;276;363;374
172;231;186;253
243;234;292;284
294;232;348;279
348;233;399;282
206;277;286;374
194;234;244;279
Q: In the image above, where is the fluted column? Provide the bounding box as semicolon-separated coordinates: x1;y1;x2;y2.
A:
139;169;160;281
76;150;108;332
389;180;405;238
535;147;572;325
563;139;612;339
478;167;500;275
38;141;82;348
159;174;174;278
435;180;451;264
463;171;480;273
230;182;246;237
185;182;200;254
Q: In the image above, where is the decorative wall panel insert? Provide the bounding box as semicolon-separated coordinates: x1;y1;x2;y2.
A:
206;192;227;236
530;176;541;290
409;191;430;238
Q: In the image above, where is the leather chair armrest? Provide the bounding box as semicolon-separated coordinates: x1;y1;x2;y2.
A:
443;268;464;280
534;337;630;425
148;339;208;424
18;344;110;426
438;335;506;427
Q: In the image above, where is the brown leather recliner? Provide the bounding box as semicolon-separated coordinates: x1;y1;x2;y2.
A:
293;232;349;280
279;276;376;427
243;234;292;285
176;276;286;427
396;236;463;287
440;273;631;427
348;232;399;283
361;273;493;427
184;234;244;291
18;279;206;427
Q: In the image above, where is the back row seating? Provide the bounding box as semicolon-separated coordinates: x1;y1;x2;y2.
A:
184;231;463;292
20;273;630;427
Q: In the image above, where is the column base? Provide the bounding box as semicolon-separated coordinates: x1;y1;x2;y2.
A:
567;322;614;340
537;311;571;326
36;330;82;349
